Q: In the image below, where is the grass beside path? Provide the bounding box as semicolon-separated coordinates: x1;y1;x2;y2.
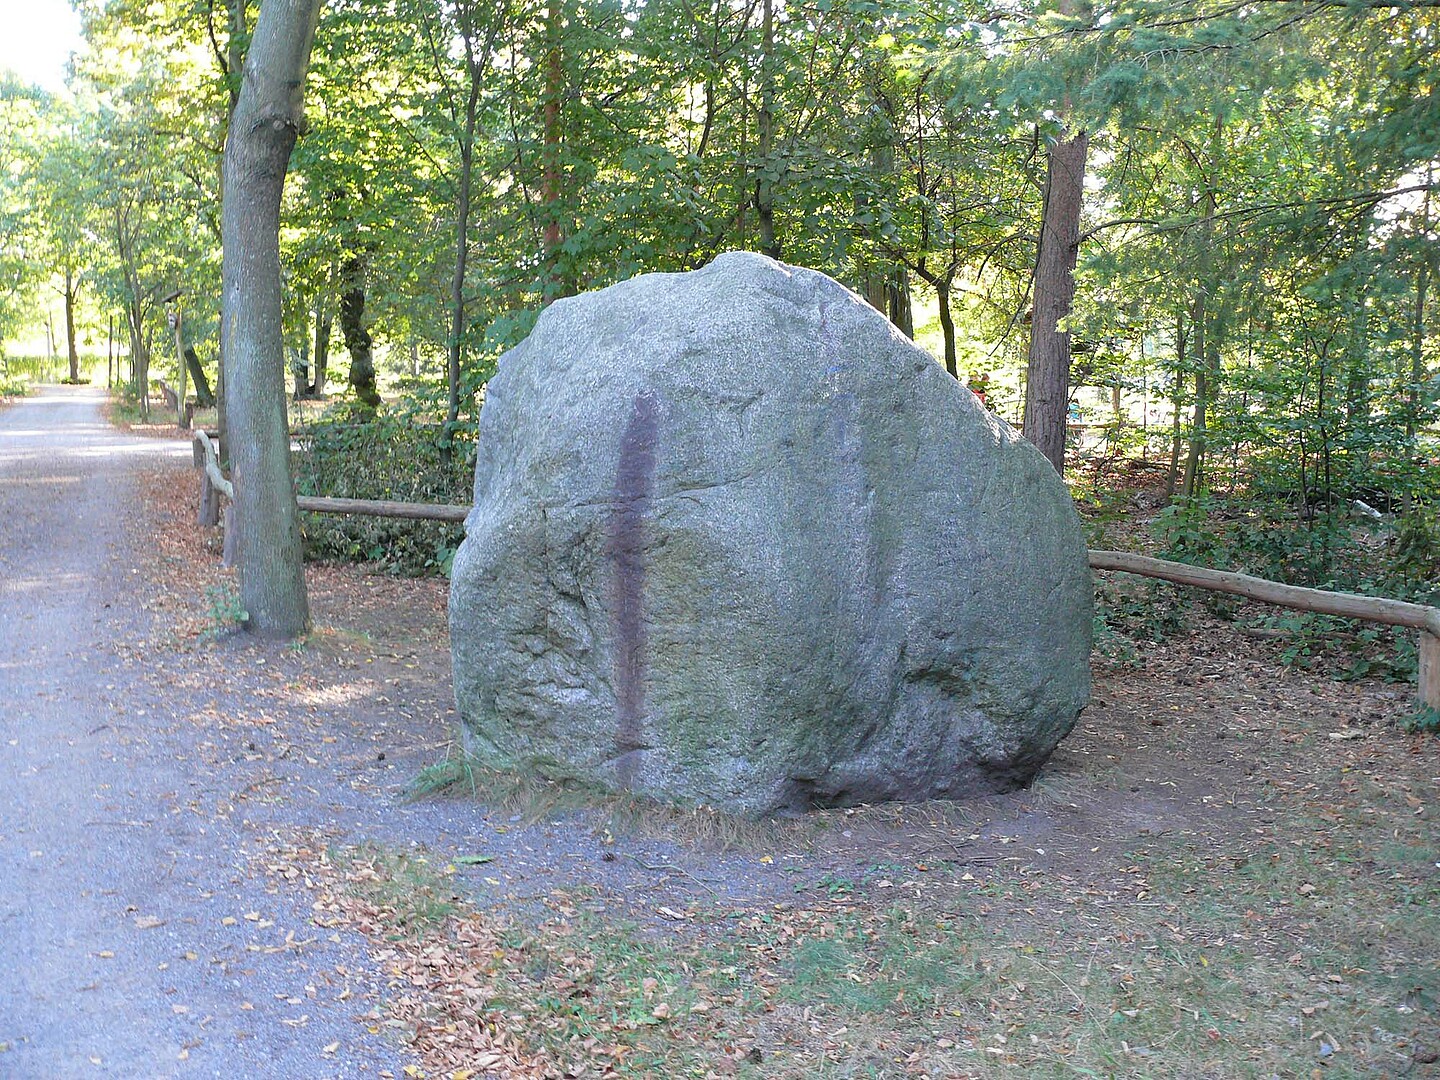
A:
269;735;1439;1079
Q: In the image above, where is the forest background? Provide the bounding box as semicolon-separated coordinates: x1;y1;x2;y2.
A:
0;0;1437;694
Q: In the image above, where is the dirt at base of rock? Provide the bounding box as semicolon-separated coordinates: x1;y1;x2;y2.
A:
122;454;1439;1080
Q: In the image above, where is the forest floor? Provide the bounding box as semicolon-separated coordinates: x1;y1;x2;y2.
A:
4;386;1436;1079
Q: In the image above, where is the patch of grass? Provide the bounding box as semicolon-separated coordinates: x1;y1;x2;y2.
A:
106;390;147;426
306;712;1440;1079
405;745;610;815
198;581;248;640
407;742;810;851
326;843;459;939
297;809;1440;1080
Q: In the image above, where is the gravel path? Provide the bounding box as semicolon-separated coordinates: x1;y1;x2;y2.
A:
0;386;411;1079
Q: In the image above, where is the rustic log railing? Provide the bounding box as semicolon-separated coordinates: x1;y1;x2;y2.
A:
192;431;1438;709
1090;550;1439;710
293;495;468;522
192;430;468;535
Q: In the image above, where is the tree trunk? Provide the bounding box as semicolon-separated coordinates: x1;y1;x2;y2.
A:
1165;308;1186;498
858;139;890;316
936;275;958;378
539;0;568;299
171;307;189;427
170;308;188;426
339;254;381;409
1409;261;1430;441
220;0;321;638
1402;258;1431;520
292;338;309;400
1022;129;1089;474
185;346;214;406
214;340;227;462
445;28;484;466
755;0;779;259
1180;120;1223;500
64;268;79;382
861;265;886;313
223;0;246;114
1180;293;1214;500
127;294;149;422
887;268;913;338
312;297;330;396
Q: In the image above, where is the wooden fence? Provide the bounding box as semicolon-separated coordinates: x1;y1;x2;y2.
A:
193;432;1440;710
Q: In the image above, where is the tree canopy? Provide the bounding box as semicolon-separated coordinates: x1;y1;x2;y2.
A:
0;0;1435;605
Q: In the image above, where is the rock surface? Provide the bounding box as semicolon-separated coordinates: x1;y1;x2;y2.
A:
449;252;1091;815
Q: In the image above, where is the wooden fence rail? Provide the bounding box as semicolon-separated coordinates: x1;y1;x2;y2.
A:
193;432;1439;709
1089;550;1439;710
294;495;468;522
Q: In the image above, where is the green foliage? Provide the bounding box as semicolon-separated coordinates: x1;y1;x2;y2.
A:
0;0;1433;605
1153;494;1220;561
1257;610;1418;684
200;581;248;639
1094;575;1189;653
294;401;472;574
1403;705;1440;734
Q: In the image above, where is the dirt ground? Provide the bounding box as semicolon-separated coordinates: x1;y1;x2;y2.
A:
8;389;1437;1078
133;432;1439;1078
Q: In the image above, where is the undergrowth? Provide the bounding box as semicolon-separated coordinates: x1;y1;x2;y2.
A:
1090;486;1440;694
198;581;248;640
294;402;471;575
0;371;30;397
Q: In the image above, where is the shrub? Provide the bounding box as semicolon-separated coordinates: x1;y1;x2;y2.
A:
294;402;473;575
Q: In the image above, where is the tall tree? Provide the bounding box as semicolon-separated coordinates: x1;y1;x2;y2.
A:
221;0;323;636
1023;127;1088;471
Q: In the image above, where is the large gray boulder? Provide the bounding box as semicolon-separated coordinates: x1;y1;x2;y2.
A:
449;252;1091;815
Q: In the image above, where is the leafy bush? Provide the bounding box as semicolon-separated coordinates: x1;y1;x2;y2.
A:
0;371;29;397
200;581;248;639
294;401;473;575
1403;705;1440;734
1152;493;1221;561
1254;610;1418;682
1092;574;1191;670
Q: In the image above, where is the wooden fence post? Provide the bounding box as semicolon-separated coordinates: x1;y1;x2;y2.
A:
198;472;220;527
1421;632;1440;713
